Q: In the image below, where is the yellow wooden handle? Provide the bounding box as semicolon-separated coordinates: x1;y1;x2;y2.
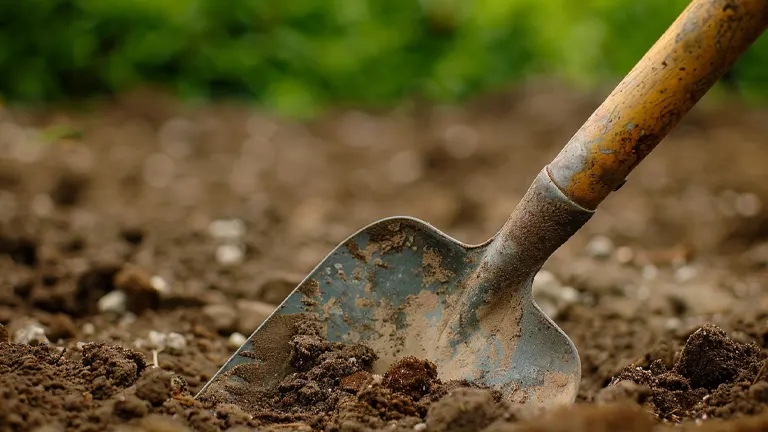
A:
547;0;768;210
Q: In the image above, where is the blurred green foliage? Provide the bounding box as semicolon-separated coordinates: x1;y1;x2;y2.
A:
1;0;767;117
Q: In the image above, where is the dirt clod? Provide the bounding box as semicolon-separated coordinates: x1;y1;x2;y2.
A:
426;387;508;432
383;356;440;400
674;324;761;390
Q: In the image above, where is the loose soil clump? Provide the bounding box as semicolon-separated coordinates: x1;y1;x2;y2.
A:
606;324;767;422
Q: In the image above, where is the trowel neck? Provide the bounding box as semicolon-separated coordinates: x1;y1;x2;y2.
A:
479;169;594;288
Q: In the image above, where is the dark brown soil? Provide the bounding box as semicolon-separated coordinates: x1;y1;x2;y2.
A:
3;83;768;430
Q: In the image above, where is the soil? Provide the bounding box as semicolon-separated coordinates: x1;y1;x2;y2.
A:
3;83;768;431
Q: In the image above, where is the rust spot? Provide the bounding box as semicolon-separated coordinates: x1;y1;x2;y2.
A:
298;279;320;298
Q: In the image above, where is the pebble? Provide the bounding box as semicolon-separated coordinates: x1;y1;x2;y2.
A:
641;265;659;280
532;270;581;318
216;244;244;266
414;423;427;431
674;265;699;283
208;218;246;240
736;192;762;217
82;323;96;336
203;303;238;334
97;290;128;314
236;300;276;335
165;332;187;354
147;330;167;350
13;323;49;345
150;275;170;295
532;270;560;294
616;246;635;265
227;332;247;349
586;235;615;259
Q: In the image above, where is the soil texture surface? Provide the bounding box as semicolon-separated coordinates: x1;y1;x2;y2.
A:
3;84;768;431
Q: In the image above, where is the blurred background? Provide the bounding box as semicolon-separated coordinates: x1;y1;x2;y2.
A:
2;0;768;117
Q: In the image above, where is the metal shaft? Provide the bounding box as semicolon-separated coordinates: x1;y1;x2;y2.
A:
547;0;768;210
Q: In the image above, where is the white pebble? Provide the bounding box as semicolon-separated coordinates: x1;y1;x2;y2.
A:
97;290;128;314
82;323;95;336
118;312;137;327
148;330;167;350
532;270;560;294
31;194;54;217
641;265;659;280
674;265;699;283
586;235;614;259
227;332;247;349
165;332;187;354
208;218;246;240
150;275;170;295
76;341;88;350
559;286;580;304
414;423;427;431
616;246;635;265
216;244;244;266
13;323;49;345
736;192;762;217
665;318;682;330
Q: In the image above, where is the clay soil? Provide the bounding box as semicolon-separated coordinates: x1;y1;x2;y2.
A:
3;83;768;431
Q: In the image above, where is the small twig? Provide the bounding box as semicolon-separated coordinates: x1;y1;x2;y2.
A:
753;360;768;385
152;349;160;368
55;347;67;365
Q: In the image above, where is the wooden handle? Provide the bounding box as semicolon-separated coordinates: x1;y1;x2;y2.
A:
547;0;768;210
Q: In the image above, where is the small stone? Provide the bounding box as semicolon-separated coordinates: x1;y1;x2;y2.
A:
31;194;54;217
227;332;247;349
208;218;246;240
559;286;580;303
674;265;699;283
202;303;238;334
641;265;659;280
586;235;614;259
532;270;560;294
165;332;186;354
414;423;427;431
216;244;244;266
149;276;170;295
736;192;761;217
148;330;167;350
13;323;49;345
97;290;128;314
82;323;95;336
616;246;635;265
236;300;275;334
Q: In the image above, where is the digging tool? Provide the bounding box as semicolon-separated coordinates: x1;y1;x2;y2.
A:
196;0;768;409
